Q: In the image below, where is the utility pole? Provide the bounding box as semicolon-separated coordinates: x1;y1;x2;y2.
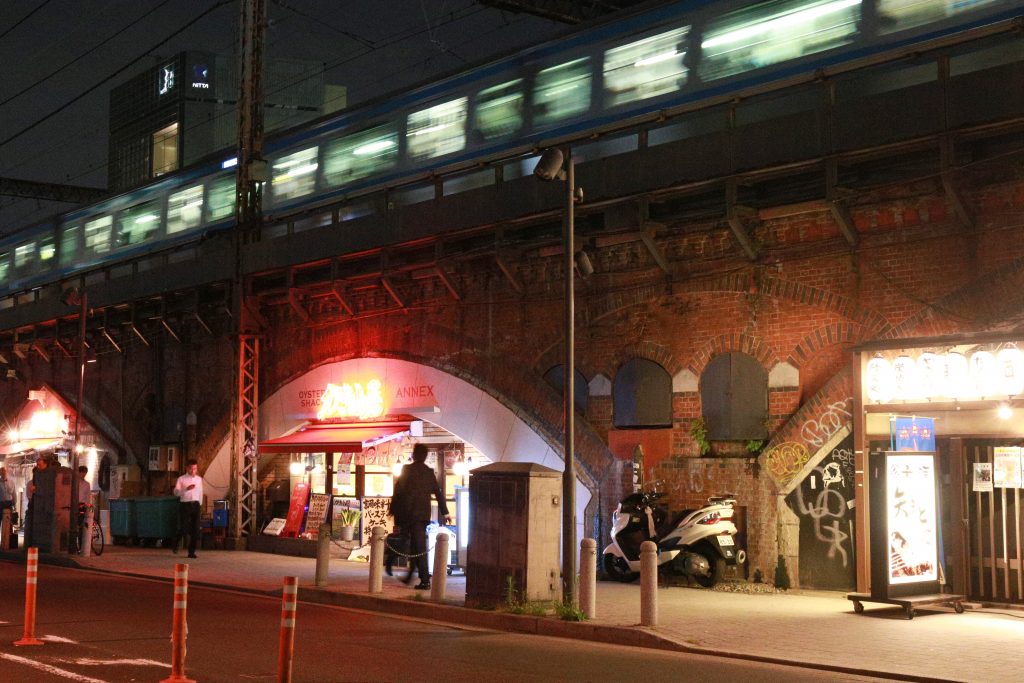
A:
229;0;266;546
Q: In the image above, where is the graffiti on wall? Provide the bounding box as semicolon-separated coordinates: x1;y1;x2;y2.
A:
785;435;857;589
764;441;810;487
798;399;852;448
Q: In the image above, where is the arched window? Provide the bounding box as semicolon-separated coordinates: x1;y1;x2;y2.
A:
543;365;589;413
613;358;671;428
700;352;767;440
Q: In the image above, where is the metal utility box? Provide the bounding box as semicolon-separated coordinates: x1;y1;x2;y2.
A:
465;462;561;608
25;466;72;553
213;499;229;528
109;497;137;544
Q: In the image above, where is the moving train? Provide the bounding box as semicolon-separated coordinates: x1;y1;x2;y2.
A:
0;0;1018;299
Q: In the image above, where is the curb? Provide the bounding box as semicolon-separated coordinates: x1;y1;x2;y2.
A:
0;551;965;682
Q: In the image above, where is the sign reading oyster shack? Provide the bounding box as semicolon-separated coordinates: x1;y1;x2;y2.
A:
316;380;386;420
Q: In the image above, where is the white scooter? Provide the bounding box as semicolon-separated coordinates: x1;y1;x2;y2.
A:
602;482;745;587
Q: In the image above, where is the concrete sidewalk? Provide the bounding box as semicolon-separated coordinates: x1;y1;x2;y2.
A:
5;544;1023;682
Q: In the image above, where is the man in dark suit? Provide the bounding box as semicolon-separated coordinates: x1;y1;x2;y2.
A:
390;443;449;589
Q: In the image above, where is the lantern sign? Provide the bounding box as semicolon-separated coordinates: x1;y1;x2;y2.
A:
996;347;1024;396
892;355;918;399
916;352;941;399
317;379;386;420
969;351;996;398
941;352;968;399
866;355;892;403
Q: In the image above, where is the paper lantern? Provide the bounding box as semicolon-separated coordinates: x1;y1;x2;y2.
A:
917;352;941;399
865;355;892;403
969;351;996;397
941;351;968;399
892;354;917;400
997;346;1023;396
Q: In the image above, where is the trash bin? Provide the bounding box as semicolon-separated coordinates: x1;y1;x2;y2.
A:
213;499;228;528
135;496;180;545
109;497;137;545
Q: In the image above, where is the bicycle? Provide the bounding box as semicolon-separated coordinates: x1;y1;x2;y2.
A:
72;503;104;556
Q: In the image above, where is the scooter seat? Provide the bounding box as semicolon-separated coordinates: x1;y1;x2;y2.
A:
656;509;695;538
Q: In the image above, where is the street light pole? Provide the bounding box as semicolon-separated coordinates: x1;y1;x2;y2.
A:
70;289;87;555
533;146;578;606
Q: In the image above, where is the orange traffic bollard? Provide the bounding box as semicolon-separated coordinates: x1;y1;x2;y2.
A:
277;576;299;683
160;563;195;683
14;547;43;646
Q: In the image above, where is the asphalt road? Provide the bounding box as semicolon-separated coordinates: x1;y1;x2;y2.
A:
0;561;892;682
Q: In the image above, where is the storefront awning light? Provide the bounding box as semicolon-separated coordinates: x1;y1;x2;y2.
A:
996;346;1023;396
865;346;1024;404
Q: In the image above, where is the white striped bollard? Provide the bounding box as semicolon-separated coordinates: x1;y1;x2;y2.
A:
579;538;596;619
368;526;385;593
430;532;449;602
160;563;195;683
277;576;299;683
640;540;658;627
13;547;43;646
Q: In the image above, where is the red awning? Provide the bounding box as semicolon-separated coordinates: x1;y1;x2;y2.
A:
258;421;408;454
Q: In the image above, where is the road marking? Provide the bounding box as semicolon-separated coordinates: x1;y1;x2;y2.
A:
65;657;170;667
42;634;78;643
0;652;110;683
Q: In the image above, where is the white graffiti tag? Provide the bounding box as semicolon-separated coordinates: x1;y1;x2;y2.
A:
799;399;853;448
792;466;850;567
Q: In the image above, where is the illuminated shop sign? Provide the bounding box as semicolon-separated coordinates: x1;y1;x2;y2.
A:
159;64;175;95
316;379;386;420
191;63;210;89
886;454;938;586
866;346;1023;403
7;409;68;443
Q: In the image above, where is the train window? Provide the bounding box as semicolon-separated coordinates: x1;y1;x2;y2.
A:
474;80;524;140
167;185;204;234
60;223;81;266
206;174;235;223
407;98;468;161
83;215;112;257
39;234;55;265
534;58;591;127
271;146;319;202
323;124;399;186
877;0;1000;35
14;243;35;271
603;27;689;108
117;200;161;247
0;252;8;284
699;0;860;82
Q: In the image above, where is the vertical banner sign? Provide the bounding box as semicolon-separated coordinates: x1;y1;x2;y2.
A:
886;454;938;585
993;447;1023;488
893;416;935;453
305;494;332;538
280;482;310;538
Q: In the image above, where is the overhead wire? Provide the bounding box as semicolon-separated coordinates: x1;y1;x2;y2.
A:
0;0;54;42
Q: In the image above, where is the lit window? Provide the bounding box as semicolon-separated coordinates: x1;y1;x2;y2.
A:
604;27;689;108
118;200;161;246
877;0;1000;34
700;0;861;82
167;185;204;234
323;125;399;187
60;223;80;265
474;80;523;140
271;147;319;202
407;98;467;161
39;235;55;264
83;216;112;256
206;174;235;223
14;243;35;270
0;252;8;284
152;122;179;177
533;58;592;127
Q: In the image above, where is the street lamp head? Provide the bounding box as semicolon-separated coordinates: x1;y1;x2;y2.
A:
533;148;566;182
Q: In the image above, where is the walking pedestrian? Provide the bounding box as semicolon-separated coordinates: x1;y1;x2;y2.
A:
389;444;449;589
173;459;203;559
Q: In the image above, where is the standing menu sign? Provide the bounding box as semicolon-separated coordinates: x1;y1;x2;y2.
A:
280;482;310;538
869;452;941;598
306;493;332;538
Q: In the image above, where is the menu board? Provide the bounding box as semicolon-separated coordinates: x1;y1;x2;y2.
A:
993;447;1022;488
886;454;938;586
279;482;310;538
306;493;332;537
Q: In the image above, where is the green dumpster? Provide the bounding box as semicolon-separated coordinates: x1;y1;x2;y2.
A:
135;496;180;545
109;497;136;545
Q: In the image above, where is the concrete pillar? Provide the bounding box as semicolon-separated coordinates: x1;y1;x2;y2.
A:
369;526;385;593
431;533;449;602
1;508;11;551
579;538;596;619
315;523;331;587
640;540;658;627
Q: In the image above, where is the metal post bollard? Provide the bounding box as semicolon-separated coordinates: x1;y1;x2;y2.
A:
1;508;11;551
277;576;299;683
160;563;195;683
430;533;449;602
369;526;385;593
579;538;596;619
14;547;43;646
640;540;658;627
315;523;331;587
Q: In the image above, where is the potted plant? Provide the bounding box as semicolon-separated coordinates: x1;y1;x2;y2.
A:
337;507;361;541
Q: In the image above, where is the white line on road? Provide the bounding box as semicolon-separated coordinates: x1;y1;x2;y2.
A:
42;634;78;643
64;657;170;668
0;652;110;683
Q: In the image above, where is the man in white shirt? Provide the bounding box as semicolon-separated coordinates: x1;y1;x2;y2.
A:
173;459;203;558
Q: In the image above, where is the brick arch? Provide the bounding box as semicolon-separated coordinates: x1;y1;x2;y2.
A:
758;276;892;336
610;340;682;377
688;333;781;377
786;322;871;369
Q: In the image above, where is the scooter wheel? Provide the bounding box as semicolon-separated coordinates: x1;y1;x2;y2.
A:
603;553;639;583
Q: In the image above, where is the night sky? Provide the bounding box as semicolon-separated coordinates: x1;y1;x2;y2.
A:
0;0;564;234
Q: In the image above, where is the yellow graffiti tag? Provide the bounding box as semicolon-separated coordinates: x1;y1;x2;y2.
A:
764;441;810;486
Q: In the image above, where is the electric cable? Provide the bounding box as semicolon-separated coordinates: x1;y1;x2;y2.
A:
0;0;54;42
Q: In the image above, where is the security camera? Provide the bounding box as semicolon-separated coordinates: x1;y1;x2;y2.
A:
533;148;565;182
